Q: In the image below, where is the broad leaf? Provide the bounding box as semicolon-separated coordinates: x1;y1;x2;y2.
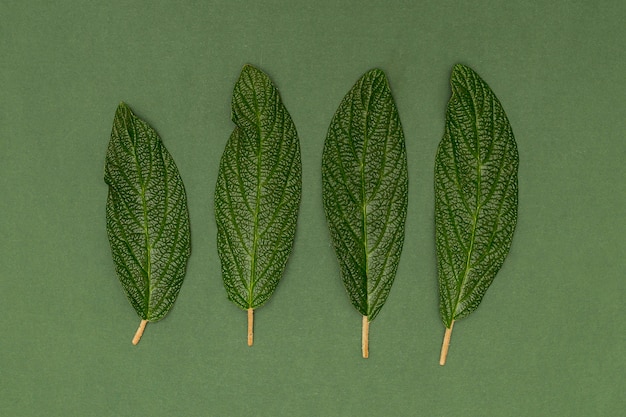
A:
322;69;408;357
214;65;302;345
435;64;518;364
105;102;191;344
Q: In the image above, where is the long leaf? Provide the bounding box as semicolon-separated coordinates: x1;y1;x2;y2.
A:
322;69;408;358
435;64;519;364
105;102;191;344
214;65;302;346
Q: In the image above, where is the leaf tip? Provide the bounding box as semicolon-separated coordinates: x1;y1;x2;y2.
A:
116;101;130;111
241;63;256;71
451;63;470;80
115;102;134;122
452;63;468;71
364;67;388;82
240;63;266;79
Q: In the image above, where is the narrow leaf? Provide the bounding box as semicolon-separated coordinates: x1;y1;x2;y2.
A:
214;65;302;345
105;102;191;344
322;69;408;357
435;64;519;364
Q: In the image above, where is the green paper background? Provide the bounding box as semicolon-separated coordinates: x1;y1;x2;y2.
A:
1;0;624;415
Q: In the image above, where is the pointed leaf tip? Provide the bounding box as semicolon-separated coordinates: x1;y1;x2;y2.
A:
240;63;255;74
366;67;386;77
452;63;468;73
359;68;389;86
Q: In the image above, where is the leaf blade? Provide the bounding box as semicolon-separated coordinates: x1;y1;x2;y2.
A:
322;69;408;321
215;65;302;311
435;64;519;328
105;102;191;323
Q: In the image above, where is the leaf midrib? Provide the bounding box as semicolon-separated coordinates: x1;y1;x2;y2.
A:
126;114;153;319
147;140;181;317
360;78;373;317
358;74;395;317
128;114;177;319
248;79;264;308
450;83;482;319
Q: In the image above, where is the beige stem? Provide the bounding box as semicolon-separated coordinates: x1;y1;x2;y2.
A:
247;308;254;346
362;315;369;359
132;319;148;345
439;320;455;365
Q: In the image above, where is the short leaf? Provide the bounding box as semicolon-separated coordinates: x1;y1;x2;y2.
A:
105;102;191;344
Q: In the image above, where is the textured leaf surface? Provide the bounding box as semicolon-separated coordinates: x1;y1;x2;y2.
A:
215;65;302;310
105;102;191;322
322;69;408;321
435;64;518;328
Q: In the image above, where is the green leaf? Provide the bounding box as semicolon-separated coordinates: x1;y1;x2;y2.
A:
435;64;518;363
214;65;302;344
322;69;408;357
105;102;191;344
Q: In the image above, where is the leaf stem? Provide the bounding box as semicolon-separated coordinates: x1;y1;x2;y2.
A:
439;320;455;365
247;308;254;346
362;315;369;359
132;319;148;345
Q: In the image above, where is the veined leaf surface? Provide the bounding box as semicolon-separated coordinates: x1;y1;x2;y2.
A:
435;64;518;364
214;65;302;345
105;102;191;344
322;69;408;357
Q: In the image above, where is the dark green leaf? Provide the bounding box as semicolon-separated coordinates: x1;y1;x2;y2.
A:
215;65;302;314
105;102;191;333
322;69;408;325
435;64;518;346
